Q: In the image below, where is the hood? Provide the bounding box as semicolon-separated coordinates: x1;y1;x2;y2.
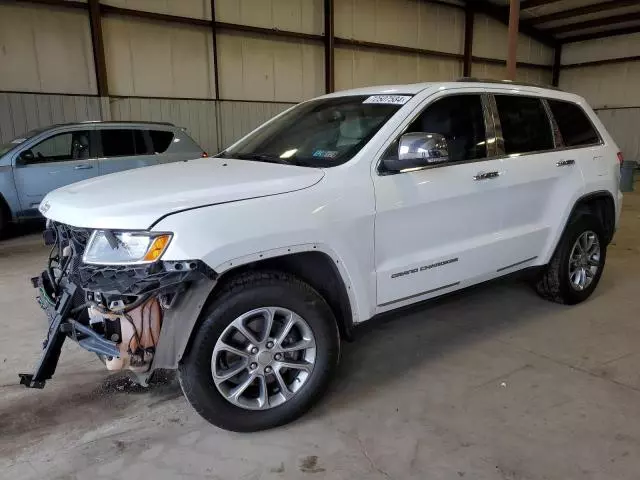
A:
41;158;324;230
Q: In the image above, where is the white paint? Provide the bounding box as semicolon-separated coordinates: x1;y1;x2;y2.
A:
41;81;622;323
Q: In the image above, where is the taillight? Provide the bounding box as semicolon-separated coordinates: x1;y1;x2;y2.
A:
617;152;624;165
201;151;209;158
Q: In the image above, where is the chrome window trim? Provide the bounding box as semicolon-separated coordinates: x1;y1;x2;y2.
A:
542;98;564;149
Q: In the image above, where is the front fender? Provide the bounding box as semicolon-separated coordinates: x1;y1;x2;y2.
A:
153;182;377;324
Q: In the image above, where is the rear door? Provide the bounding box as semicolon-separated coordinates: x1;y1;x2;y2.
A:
98;128;159;176
490;93;586;269
13;128;98;213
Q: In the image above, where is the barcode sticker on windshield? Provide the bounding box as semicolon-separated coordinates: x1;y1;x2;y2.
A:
363;95;411;105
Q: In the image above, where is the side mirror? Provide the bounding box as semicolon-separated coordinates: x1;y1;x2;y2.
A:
382;132;449;172
18;149;35;165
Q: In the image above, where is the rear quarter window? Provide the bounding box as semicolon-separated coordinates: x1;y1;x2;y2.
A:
547;99;600;147
149;130;174;153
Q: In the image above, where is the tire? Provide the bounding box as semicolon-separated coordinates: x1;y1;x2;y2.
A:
178;271;340;432
535;214;607;305
0;206;7;239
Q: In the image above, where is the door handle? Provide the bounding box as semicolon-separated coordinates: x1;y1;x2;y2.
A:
74;164;93;170
473;171;500;181
557;159;575;167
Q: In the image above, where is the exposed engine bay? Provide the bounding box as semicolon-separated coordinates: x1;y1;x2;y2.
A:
20;221;216;388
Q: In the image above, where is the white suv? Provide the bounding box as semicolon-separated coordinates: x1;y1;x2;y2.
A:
22;80;622;432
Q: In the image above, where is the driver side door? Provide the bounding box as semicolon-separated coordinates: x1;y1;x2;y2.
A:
13;128;98;214
373;92;512;310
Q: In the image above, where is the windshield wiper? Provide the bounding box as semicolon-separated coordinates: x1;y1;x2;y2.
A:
230;153;296;165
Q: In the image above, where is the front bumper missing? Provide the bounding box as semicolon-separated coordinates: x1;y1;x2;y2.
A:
20;259;216;389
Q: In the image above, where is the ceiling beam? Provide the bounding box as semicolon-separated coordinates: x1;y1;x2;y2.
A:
561;24;640;43
545;11;640;35
467;0;557;47
520;0;564;10
529;0;640;25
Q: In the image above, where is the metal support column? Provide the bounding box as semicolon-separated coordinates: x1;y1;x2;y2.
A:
506;0;520;80
324;0;334;93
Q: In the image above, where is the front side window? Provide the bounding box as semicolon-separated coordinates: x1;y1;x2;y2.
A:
383;94;487;163
26;131;91;164
218;95;408;167
547;99;600;147
495;95;553;155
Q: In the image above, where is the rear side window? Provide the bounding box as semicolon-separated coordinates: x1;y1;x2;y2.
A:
149;130;174;153
495;95;554;155
100;129;136;157
547;99;600;147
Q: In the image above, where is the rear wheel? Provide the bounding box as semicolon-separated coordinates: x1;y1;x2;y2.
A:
535;214;607;305
179;271;340;432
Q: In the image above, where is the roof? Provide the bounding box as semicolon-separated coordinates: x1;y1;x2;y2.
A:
320;78;571;99
42;121;175;129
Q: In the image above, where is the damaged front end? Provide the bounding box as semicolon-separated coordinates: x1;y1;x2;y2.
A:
20;222;216;389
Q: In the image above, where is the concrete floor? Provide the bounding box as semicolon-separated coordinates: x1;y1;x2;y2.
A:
2;191;640;480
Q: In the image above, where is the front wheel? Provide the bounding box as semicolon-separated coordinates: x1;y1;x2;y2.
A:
178;271;340;432
535;214;607;305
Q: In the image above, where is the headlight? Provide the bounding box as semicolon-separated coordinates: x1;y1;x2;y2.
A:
83;231;172;265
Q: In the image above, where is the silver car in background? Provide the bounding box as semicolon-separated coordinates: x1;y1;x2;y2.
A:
0;121;206;235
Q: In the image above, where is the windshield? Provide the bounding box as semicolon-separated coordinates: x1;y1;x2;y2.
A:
0;127;49;156
218;95;411;167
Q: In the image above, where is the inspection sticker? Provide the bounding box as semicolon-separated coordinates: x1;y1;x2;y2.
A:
363;95;411;105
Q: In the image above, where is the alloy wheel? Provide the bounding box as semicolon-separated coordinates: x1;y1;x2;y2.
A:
211;307;316;410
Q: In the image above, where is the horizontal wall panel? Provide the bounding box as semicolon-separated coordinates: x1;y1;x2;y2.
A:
215;0;323;34
596;108;640;161
335;47;463;91
217;32;324;102
103;16;215;99
335;0;464;55
471;62;552;85
218;101;293;149
562;33;640;65
473;14;553;66
0;4;96;94
0;93;101;144
109;97;219;153
101;0;210;19
559;63;640;109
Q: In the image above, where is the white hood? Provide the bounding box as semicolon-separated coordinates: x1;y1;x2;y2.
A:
41;158;324;230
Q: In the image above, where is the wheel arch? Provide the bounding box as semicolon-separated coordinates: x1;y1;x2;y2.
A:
569;191;616;244
544;190;616;264
176;247;357;364
212;250;355;341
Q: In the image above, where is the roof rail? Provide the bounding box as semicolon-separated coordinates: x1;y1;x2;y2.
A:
457;77;563;91
79;120;175;126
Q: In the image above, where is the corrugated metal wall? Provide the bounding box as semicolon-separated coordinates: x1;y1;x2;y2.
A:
0;0;557;156
560;33;640;161
0;93;101;142
0;92;293;154
596;109;640;162
217;32;324;102
0;4;96;94
473;14;553;65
